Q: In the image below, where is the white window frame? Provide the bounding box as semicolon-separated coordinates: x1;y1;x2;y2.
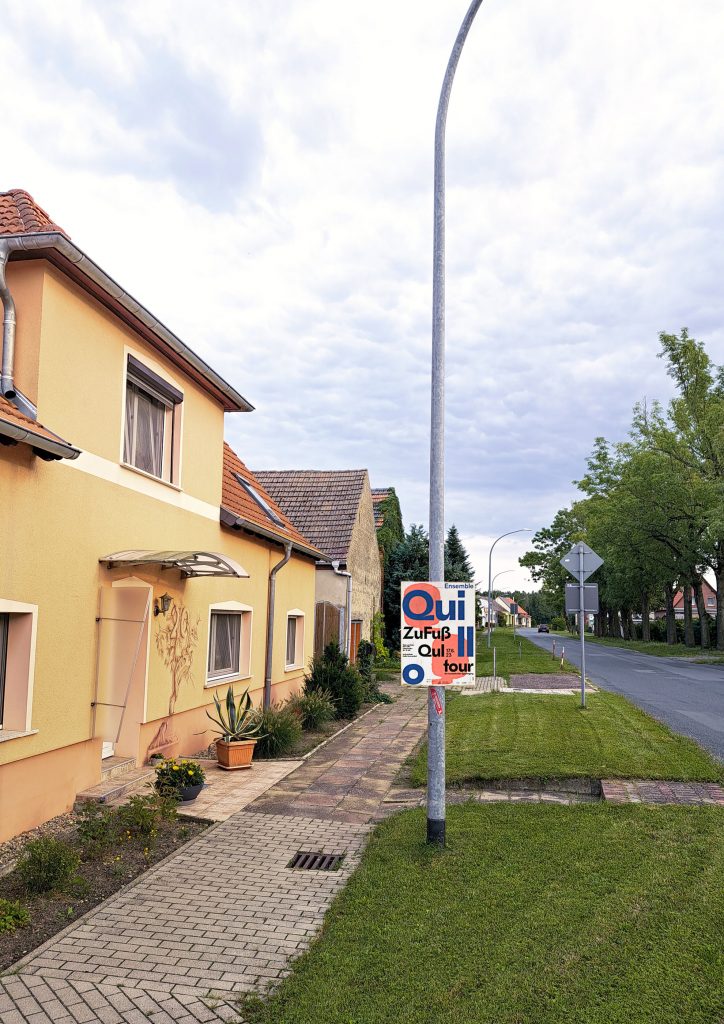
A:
121;350;184;487
206;602;253;687
0;599;39;741
285;609;305;670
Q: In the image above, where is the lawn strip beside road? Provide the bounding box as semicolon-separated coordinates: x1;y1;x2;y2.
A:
548;630;724;663
409;689;724;785
242;803;724;1024
476;626;577;678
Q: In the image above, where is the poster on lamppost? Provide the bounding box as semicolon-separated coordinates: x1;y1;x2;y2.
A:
400;581;476;687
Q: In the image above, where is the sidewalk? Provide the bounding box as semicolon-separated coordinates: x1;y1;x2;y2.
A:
0;689;427;1024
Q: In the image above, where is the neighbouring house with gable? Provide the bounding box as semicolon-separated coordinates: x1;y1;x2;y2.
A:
254;469;382;662
0;189;324;841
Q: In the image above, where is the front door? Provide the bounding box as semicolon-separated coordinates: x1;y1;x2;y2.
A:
349;620;362;663
102;741;115;759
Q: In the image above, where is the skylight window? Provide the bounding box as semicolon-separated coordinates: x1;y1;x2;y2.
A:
235;473;285;527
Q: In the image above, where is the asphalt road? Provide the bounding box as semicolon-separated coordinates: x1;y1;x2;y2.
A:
521;628;724;762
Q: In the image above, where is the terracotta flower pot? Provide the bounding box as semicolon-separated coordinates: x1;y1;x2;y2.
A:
215;738;257;770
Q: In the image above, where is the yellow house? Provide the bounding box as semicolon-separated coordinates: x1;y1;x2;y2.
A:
0;189;325;842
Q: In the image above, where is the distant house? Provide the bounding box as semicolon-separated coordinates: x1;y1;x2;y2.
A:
254;469;382;662
498;596;532;628
671;581;717;620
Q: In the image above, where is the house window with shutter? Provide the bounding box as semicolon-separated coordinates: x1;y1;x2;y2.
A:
206;605;252;684
0;613;8;729
123;354;183;484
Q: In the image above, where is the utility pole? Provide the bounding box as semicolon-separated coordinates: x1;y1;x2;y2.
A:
428;0;484;848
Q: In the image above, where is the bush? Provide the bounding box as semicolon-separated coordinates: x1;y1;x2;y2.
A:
550;616;566;631
17;838;80;894
117;794;163;837
305;642;365;719
0;898;29;933
288;689;336;730
76;801;115;858
253;703;303;758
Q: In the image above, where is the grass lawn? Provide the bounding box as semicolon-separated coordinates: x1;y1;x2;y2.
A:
243;803;724;1024
409;690;724;784
478;627;577;678
582;635;724;664
407;631;724;784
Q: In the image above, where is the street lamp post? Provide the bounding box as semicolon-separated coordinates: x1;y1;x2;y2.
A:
428;0;484;849
487;529;532;648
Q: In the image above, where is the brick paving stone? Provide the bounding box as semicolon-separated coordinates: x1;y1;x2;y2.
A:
1;688;428;1022
601;779;724;805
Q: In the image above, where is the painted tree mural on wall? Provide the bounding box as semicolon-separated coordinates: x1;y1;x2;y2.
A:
155;603;199;716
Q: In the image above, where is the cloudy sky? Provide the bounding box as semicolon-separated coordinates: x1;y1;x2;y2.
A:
4;0;724;588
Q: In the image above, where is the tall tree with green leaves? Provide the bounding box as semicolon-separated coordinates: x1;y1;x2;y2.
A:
383;524;429;651
635;330;724;647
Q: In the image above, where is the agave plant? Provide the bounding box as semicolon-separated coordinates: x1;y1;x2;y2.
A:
205;686;265;742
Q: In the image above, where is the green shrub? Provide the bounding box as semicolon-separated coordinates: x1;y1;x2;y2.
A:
288;689;336;730
76;801;115;858
17;838;80;894
253;703;303;758
305;642;365;719
550;615;566;631
0;898;30;933
357;640;375;685
117;794;161;837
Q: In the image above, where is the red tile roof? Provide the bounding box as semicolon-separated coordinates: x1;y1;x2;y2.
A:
0;189;67;237
371;487;390;529
221;443;325;558
0;395;79;457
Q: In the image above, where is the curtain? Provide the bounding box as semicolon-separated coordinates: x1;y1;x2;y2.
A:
286;617;297;665
209;613;241;677
124;382;164;478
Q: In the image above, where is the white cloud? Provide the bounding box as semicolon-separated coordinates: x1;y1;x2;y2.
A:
3;0;724;589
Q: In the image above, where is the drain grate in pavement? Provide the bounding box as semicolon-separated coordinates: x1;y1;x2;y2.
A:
287;850;345;871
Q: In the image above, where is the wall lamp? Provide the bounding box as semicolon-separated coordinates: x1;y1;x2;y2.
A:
154;593;173;617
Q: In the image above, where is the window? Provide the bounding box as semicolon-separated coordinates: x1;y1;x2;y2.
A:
286;612;305;669
0;600;37;738
234;473;284;526
123;355;183;483
207;607;251;684
0;613;8;729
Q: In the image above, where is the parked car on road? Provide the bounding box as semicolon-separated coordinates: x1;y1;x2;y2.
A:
537;623;550;633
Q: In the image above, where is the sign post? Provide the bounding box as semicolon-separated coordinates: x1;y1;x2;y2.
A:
560;542;603;708
401;582;476;846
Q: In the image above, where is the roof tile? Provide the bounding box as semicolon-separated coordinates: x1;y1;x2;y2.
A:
0;189;67;237
0;394;77;452
253;469;368;562
221;444;325;557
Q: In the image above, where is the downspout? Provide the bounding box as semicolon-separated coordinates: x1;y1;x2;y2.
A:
332;560;353;658
0;240;18;400
264;542;292;709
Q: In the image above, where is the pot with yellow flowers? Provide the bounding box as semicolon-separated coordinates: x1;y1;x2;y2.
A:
206;686;265;770
155;758;206;801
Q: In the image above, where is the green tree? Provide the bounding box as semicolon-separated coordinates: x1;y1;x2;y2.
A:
383;524;429;651
444;524;474;581
635;330;724;647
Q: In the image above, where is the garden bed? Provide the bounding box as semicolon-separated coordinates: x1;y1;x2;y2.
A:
0;796;206;972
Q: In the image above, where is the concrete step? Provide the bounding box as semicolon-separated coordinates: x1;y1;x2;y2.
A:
75;766;156;808
100;755;138;782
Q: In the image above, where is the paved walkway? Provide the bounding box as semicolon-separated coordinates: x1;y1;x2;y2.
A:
177;758;303;823
602;779;724;805
0;690;427;1023
250;690;428;823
